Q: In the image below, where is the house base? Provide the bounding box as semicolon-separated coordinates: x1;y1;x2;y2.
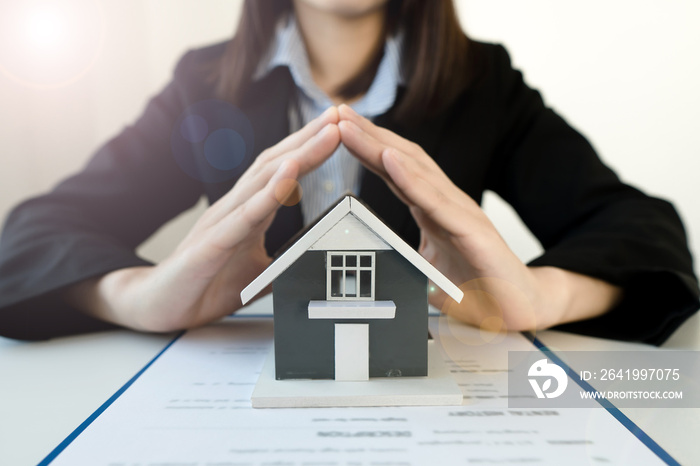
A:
251;341;463;408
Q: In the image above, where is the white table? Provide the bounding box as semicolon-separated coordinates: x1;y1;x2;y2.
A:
1;299;698;466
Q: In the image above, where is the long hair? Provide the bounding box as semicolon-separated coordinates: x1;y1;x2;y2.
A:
216;0;472;124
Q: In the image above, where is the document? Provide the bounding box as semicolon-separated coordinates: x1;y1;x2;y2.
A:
45;315;666;465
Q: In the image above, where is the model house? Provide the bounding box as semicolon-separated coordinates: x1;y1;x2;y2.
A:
241;195;463;381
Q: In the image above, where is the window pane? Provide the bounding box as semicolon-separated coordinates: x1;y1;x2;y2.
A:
346;255;357;267
345;270;357;297
331;255;343;267
360;255;372;267
330;270;343;297
360;270;372;297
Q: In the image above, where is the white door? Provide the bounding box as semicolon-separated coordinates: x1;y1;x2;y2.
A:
334;323;369;381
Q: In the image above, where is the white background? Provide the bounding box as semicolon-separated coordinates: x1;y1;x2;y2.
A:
0;1;698;299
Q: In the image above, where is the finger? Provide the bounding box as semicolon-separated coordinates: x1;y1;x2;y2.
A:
260;106;339;162
337;119;415;204
338;119;389;177
382;148;471;236
211;159;301;250
232;123;340;205
217;106;338;206
286;122;341;176
338;104;420;157
382;148;439;210
203;123;340;228
339;117;438;183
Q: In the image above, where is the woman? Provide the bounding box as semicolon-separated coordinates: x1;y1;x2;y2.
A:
0;0;697;342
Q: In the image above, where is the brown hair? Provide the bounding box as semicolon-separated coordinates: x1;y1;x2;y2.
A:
216;0;471;124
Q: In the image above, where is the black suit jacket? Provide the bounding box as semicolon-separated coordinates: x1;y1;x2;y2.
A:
0;41;697;342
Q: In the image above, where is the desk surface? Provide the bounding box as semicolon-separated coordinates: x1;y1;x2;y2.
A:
1;299;698;466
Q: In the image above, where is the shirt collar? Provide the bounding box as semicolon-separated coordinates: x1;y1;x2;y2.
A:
254;13;404;118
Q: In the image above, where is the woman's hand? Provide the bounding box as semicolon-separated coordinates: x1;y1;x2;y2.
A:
66;107;342;332
337;104;621;332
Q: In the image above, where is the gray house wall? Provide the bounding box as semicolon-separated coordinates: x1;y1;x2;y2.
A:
273;249;428;380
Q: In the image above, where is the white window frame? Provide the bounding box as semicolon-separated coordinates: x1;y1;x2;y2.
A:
326;251;375;301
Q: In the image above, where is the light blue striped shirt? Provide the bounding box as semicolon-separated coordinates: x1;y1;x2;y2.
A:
254;14;404;225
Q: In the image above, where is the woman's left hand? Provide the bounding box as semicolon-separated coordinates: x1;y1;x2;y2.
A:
337;104;620;332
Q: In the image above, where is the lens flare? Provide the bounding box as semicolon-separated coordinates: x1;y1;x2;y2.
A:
171;100;255;184
180;114;209;143
0;0;104;89
275;178;303;207
25;7;67;51
204;128;247;171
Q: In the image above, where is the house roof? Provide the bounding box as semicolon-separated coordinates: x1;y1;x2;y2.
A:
240;196;464;305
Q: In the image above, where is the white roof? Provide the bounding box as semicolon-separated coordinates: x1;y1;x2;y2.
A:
240;196;464;305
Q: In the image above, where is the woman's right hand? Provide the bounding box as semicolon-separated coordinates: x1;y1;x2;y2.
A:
65;107;341;332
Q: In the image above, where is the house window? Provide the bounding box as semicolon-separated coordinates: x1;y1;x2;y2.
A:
327;251;375;300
